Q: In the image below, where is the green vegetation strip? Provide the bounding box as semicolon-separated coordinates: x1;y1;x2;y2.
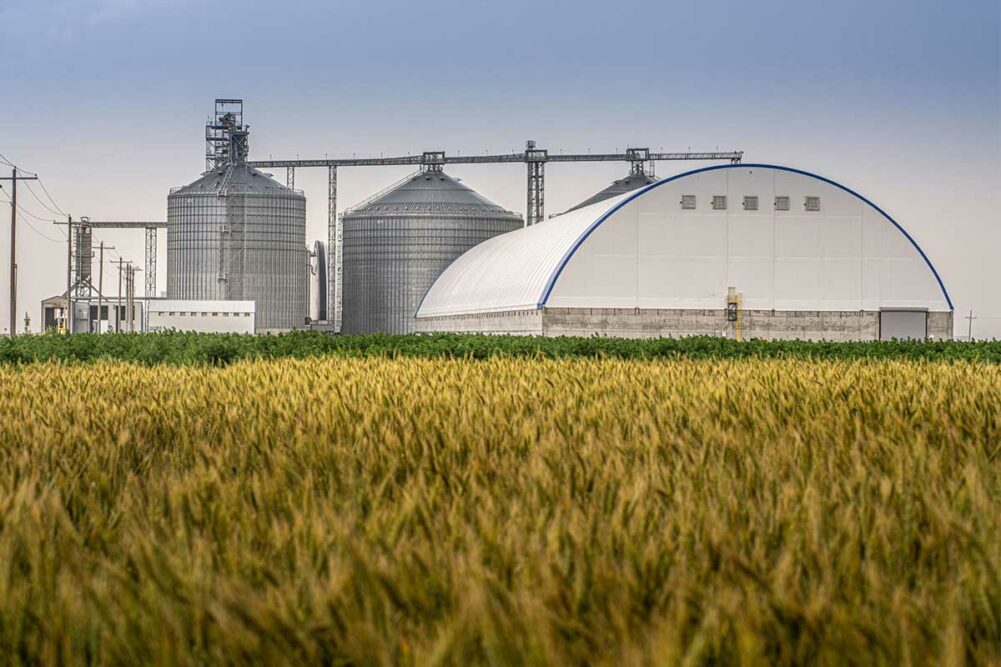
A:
1;331;1000;365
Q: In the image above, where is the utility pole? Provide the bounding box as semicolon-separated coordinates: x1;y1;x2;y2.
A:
115;258;127;333
97;243;104;333
96;243;114;333
127;265;134;332
0;167;39;338
64;216;73;332
125;264;141;333
966;309;977;341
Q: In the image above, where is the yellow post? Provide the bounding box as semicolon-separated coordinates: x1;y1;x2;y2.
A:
727;287;743;342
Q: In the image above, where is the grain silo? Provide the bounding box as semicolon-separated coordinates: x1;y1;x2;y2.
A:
167;101;307;331
563;171;658;214
340;167;522;334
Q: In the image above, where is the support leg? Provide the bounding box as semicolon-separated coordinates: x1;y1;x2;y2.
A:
328;166;339;331
527;161;545;225
144;227;156;298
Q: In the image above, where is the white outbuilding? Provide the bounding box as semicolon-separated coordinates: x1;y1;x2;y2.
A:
147;300;256;334
416;164;953;341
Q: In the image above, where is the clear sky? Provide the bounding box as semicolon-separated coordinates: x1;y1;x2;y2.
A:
1;0;998;336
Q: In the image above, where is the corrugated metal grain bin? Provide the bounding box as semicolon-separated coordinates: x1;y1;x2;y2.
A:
341;168;522;333
167;164;307;331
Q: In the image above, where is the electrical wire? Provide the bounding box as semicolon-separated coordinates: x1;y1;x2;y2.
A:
23;179;65;216
0;191;66;243
0;152;65;215
35;178;66;215
13;199;60;225
0;188;67;233
0;153;138;262
21;180;63;216
21;219;65;244
0;152;37;177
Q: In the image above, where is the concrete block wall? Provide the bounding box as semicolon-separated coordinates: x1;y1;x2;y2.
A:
742;310;880;342
541;308;725;339
415;309;543;335
416;307;954;341
927;311;953;340
542;308;955;341
540;308;884;341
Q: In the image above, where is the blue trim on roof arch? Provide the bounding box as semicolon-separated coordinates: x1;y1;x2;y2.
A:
537;163;953;310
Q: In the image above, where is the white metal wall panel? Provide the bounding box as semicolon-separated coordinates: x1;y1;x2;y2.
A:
861;206;947;310
821;216;863;257
726;167;775;211
548;203;637;308
147;300;256;334
860;208;885;310
417;166;951;319
728;214;773;257
821;258;863;309
727;215;774;310
725;167;776;310
636;180;725;309
774;215;822;258
773;257;823;307
637;216;725;309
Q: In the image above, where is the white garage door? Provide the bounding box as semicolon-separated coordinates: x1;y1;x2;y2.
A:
880;310;927;341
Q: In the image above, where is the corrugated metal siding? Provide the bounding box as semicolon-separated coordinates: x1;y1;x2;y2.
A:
166;165;307;331
341;171;522;334
563;173;657;213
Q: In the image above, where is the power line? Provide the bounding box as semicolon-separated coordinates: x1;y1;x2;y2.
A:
33;178;66;215
20;217;63;243
0;152;36;177
3;192;61;229
0;190;65;242
0;189;58;224
0;155;66;216
21;219;64;243
22;179;64;216
0;153;67;215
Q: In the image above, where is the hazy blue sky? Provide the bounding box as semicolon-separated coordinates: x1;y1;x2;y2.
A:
1;0;998;335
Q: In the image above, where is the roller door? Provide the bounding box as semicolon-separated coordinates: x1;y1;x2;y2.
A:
880;310;927;341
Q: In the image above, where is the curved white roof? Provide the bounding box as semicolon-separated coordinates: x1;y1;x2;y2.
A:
417;164;952;318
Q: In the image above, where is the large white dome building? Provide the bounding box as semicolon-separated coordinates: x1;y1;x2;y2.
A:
416;164;953;341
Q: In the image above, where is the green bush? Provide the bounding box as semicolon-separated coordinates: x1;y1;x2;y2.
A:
0;330;999;365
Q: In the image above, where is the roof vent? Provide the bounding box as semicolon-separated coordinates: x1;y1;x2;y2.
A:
712;195;727;211
743;196;758;211
680;195;696;210
774;196;790;211
805;196;821;212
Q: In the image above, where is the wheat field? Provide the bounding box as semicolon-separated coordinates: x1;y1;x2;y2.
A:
0;357;998;665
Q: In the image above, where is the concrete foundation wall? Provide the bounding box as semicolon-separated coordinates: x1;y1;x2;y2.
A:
417;308;954;341
927;311;953;340
415;309;543;335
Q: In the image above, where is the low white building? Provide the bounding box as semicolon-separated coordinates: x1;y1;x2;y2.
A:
416;164;953;341
147;300;256;334
41;294;143;333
